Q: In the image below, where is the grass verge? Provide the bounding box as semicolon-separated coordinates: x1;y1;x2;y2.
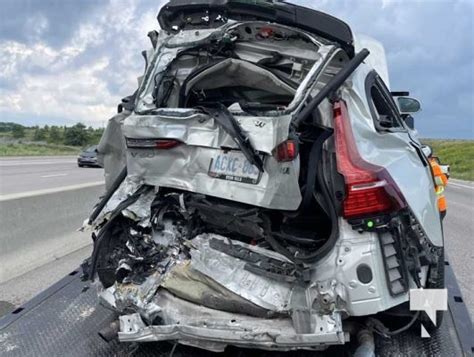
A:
0;142;80;156
422;139;474;181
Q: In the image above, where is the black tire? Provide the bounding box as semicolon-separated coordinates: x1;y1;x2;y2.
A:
419;247;445;332
78;163;84;167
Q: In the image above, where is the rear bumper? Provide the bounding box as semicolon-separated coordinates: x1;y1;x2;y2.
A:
117;290;346;352
104;222;412;352
1;263;468;356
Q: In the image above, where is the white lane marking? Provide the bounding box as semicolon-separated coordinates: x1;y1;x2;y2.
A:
41;173;69;178
449;182;474;190
0;181;104;201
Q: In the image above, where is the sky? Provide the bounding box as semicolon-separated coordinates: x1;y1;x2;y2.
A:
0;0;472;139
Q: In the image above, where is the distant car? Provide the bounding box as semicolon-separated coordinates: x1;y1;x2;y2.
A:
77;145;99;167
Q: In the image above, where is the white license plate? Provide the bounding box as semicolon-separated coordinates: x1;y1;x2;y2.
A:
208;150;262;184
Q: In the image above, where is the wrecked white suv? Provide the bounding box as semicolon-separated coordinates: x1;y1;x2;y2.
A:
84;0;445;353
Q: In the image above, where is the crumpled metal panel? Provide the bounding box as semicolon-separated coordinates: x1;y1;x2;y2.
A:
97;111;129;190
89;176;157;228
0;268;463;356
183;58;296;97
119;23;339;211
123;110;295;155
109;272;162;323
122;189;156;226
102;176;142;212
122;108;301;210
135;22;335;115
136;48;178;112
118;290;346;351
161;260;269;317
188;234;293;311
126;145;301;210
135;28;221;113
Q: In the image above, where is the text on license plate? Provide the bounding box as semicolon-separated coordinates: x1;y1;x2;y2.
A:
208;150;262;184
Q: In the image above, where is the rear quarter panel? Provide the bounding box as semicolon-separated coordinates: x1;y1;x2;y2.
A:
341;65;443;246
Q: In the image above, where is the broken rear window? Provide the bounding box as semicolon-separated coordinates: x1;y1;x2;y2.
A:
135;22;333;115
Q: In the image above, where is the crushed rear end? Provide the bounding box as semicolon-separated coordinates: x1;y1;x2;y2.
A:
84;0;435;353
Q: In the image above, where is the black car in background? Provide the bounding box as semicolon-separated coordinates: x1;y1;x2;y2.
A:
77;145;99;167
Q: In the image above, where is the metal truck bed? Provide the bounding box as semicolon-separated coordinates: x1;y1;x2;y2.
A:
0;261;472;356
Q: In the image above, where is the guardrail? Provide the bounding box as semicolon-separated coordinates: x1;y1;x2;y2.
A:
0;183;103;283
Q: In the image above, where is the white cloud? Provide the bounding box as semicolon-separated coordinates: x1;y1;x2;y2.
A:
0;0;472;138
25;13;49;41
0;56;114;122
0;0;165;126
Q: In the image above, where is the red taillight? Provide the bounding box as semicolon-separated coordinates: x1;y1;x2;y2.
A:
154;139;181;149
126;138;182;149
273;140;298;162
334;101;405;219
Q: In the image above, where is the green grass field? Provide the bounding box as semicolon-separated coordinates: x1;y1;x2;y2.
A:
423;139;474;181
0;142;80;156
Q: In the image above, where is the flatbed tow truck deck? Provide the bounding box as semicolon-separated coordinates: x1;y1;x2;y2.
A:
0;261;472;356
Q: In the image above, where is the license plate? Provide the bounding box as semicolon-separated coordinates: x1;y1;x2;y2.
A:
208;150;262;184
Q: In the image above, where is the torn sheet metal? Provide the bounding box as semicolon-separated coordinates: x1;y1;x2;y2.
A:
122;189;156;227
122;27;339;210
189;234;293;311
90;176;146;227
135;22;333;115
161;260;269;317
103;272;163;323
308;279;348;315
119;22;340;211
135;27;225;114
118;290;346;351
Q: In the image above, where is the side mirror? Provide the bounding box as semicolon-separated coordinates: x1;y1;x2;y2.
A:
421;145;433;158
397;97;421;114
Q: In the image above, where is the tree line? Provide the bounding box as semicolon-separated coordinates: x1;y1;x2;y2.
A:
2;122;104;147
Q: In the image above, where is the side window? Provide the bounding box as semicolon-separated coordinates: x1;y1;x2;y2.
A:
366;72;405;131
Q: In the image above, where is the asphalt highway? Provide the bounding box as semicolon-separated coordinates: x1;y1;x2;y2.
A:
0;156;104;197
443;179;474;318
0;158;472;320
